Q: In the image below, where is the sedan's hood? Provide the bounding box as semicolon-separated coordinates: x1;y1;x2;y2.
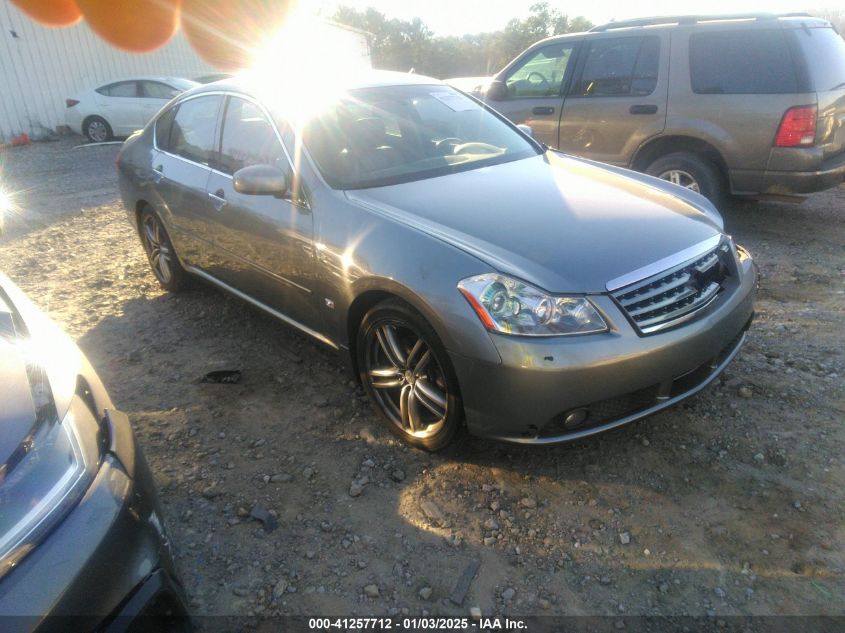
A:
345;153;723;292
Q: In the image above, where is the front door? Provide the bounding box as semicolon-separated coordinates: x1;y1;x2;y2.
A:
557;34;668;166
204;96;319;330
486;41;579;148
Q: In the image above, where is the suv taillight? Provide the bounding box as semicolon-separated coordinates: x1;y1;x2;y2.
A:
65;99;79;108
774;105;817;147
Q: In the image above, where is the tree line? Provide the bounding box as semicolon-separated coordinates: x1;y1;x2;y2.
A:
332;2;593;79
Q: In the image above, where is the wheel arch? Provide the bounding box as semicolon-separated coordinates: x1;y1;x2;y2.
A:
81;114;110;134
344;278;471;384
631;135;730;185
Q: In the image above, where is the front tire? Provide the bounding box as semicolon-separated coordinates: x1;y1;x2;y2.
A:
83;116;113;143
357;299;463;451
646;152;724;206
139;208;188;292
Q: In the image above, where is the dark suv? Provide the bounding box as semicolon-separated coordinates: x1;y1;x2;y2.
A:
450;13;845;204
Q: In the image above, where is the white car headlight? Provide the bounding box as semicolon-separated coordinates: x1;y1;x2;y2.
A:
458;273;608;336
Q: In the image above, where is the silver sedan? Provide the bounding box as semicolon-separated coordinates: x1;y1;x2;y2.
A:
117;71;756;451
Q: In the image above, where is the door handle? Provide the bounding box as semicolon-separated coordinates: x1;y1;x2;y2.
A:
152;165;164;184
208;189;227;211
532;106;555;115
629;104;658;115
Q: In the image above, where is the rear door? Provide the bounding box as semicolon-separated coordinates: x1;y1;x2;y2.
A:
139;80;182;127
204;96;319;329
152;94;223;269
95;81;145;134
558;33;668;166
486;41;580;148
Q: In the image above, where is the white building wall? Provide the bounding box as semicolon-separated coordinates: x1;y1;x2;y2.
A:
0;2;371;143
0;0;215;142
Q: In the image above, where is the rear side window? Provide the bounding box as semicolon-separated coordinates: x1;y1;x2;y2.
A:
141;81;180;100
793;27;845;92
169;96;221;165
97;81;138;97
218;98;286;174
155;106;177;150
573;36;660;97
690;30;798;94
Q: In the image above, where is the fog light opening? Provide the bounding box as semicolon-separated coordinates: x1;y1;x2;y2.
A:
563;409;589;429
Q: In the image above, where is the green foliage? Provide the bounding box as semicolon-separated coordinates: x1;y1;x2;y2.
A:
332;2;593;78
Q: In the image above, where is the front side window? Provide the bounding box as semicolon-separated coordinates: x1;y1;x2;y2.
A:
218;98;286;174
573;36;660;97
169;96;221;165
690;30;798;94
98;81;137;98
505;44;575;98
302;84;539;189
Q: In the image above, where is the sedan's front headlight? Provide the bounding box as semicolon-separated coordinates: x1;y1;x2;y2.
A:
458;273;608;336
0;361;100;578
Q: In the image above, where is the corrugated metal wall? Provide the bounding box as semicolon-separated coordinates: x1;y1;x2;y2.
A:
0;0;215;142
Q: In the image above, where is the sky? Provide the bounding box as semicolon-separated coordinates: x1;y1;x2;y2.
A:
313;0;834;36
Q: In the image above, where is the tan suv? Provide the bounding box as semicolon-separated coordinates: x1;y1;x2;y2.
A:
451;13;845;204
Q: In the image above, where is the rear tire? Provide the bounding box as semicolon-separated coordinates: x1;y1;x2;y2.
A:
83;116;113;143
357;299;464;451
139;208;188;292
646;152;724;206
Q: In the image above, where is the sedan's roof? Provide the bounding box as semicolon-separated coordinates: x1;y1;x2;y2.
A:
192;69;443;97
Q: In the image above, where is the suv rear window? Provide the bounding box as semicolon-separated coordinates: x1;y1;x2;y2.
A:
689;30;798;94
793;27;845;92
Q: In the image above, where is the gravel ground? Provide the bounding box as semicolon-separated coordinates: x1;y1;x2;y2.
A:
0;139;843;623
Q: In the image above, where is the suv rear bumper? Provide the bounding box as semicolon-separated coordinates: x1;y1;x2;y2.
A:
737;150;845;195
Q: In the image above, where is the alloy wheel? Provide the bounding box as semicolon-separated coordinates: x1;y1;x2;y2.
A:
142;214;173;284
87;120;108;143
658;169;700;193
364;320;448;439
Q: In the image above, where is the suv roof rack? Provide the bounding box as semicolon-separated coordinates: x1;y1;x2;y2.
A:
589;12;813;32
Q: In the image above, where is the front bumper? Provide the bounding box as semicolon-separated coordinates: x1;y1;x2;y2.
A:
451;252;756;443
0;409;189;633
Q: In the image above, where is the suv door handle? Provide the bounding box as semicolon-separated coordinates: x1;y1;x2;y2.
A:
630;104;658;115
208;189;227;211
532;106;555;115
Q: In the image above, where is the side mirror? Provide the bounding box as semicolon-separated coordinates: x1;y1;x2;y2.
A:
233;164;289;197
516;124;534;138
486;80;507;101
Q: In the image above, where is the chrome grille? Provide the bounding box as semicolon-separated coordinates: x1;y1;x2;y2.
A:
612;242;732;334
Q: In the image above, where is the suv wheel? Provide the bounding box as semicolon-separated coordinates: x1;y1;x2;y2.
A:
646;152;723;205
357;299;464;451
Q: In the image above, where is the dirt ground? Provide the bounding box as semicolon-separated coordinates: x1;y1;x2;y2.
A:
1;138;843;624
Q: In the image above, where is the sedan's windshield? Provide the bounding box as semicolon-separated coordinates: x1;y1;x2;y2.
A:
302;84;540;189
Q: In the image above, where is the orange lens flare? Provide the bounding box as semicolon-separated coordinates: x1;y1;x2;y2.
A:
10;0;81;27
74;0;179;52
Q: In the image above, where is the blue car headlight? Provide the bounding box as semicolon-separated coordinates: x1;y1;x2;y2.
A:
0;345;100;579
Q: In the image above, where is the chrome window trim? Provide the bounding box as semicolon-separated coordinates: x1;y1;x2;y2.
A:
605;234;723;292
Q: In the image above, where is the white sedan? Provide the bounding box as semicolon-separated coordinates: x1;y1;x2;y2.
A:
66;76;198;142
